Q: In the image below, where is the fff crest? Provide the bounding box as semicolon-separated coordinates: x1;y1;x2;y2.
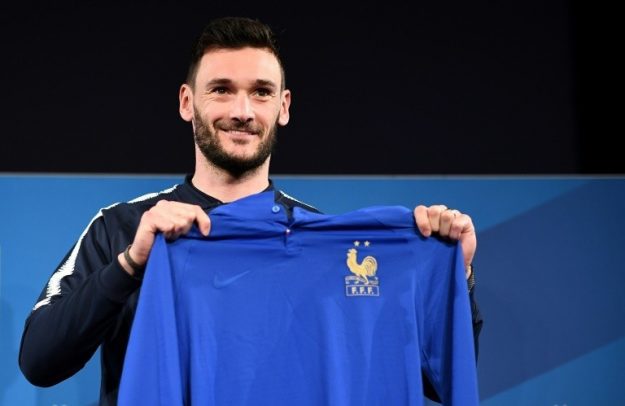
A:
345;240;379;297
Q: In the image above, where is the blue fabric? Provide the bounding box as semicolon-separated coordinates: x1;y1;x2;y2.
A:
119;191;478;405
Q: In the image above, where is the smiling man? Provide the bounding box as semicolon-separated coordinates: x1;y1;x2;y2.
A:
19;17;482;405
182;47;290;180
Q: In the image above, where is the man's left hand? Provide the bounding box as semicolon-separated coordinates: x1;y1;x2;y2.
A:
414;205;476;279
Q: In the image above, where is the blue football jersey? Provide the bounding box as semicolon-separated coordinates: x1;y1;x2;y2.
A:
118;191;478;405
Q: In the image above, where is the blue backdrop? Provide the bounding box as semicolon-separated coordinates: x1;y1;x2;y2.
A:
1;175;624;405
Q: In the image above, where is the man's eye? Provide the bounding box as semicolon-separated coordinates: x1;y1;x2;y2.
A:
256;88;272;97
212;87;228;94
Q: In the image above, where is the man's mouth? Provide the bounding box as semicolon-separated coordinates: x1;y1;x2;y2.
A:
224;129;256;136
218;127;261;145
217;123;261;137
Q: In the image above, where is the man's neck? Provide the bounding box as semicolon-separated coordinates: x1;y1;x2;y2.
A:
192;152;271;203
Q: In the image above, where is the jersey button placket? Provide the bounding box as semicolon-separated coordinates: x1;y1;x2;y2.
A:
271;205;297;253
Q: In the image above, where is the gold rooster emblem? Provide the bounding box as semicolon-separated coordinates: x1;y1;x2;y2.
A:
346;248;378;284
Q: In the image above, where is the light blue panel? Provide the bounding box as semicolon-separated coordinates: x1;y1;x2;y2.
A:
481;338;625;406
476;179;625;398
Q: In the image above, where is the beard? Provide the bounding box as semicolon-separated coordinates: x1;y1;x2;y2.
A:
193;110;277;178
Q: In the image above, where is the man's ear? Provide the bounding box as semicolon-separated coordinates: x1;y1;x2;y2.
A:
277;89;291;126
179;84;194;122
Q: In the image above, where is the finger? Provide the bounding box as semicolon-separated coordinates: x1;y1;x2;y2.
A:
414;205;432;237
140;208;187;240
157;201;198;224
170;215;197;239
438;208;458;237
193;206;211;236
427;205;448;233
153;201;206;235
456;215;477;267
448;212;468;240
151;214;186;240
164;204;210;237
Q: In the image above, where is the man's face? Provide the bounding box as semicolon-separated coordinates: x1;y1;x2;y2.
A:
192;106;278;177
184;47;290;176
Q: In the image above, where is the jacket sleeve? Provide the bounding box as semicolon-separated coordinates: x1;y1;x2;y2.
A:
18;212;141;387
469;287;484;359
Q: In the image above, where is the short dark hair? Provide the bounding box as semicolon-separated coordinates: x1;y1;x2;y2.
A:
186;17;285;90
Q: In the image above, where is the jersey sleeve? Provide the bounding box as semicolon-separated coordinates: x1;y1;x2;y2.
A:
18;210;141;387
417;242;479;404
118;234;184;406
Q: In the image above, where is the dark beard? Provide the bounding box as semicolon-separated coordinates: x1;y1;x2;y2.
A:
193;111;277;178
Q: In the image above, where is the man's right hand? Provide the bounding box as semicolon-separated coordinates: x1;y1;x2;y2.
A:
118;200;211;276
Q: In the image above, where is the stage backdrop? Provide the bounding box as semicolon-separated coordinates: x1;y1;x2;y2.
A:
1;175;624;405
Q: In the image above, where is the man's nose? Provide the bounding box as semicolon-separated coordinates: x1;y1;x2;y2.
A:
229;92;254;122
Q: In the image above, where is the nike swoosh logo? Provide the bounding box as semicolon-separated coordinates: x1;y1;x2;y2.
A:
213;269;254;289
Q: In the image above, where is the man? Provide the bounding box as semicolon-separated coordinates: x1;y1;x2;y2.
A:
19;17;481;405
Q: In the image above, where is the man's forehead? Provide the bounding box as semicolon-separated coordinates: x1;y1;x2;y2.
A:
199;48;280;74
194;48;283;89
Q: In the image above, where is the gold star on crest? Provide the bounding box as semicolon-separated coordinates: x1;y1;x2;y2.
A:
354;241;360;247
364;241;370;247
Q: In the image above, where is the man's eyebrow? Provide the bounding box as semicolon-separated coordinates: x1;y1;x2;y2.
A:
205;78;232;89
203;78;278;91
254;79;278;89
